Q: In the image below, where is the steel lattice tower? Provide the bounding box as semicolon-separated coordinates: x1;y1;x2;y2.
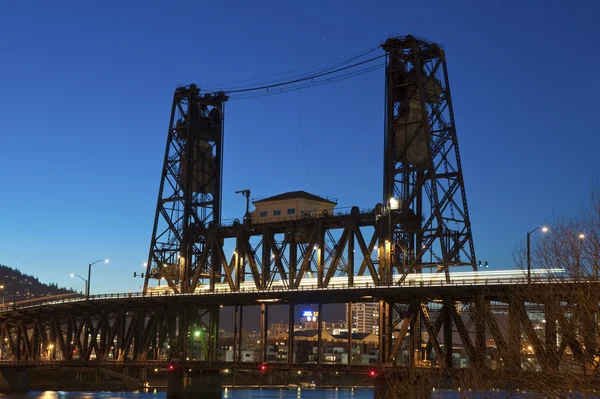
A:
381;36;476;282
144;85;228;294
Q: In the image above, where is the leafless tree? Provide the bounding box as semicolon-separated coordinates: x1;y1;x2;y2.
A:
383;187;600;398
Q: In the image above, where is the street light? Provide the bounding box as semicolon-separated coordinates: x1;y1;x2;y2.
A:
87;259;109;299
527;226;548;283
0;279;18;307
70;274;88;296
47;344;54;360
577;233;586;278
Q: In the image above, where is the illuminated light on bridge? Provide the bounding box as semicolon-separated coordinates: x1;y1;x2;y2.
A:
260;364;267;371
369;370;377;377
143;269;567;295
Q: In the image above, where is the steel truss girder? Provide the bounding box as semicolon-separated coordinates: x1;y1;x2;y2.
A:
382;35;476;280
0;304;216;363
0;288;599;375
202;213;386;291
382;293;599;372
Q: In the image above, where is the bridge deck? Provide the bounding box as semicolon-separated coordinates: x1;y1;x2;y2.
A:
0;275;582;319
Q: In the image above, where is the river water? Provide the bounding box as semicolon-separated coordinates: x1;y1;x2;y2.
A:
0;388;374;399
0;389;587;398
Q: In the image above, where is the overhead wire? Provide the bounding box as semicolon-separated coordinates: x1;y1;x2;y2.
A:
204;48;378;92
227;63;384;100
230;66;382;100
201;45;380;92
204;54;385;97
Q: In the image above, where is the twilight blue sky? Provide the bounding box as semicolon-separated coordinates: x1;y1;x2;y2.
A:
1;0;599;294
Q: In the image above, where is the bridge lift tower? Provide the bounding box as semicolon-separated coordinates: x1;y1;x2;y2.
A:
381;36;476;282
143;85;228;294
375;36;477;364
143;36;476;296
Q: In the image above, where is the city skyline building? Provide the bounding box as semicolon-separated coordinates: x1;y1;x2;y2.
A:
347;302;379;335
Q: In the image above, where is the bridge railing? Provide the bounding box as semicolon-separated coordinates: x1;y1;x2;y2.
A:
0;275;579;313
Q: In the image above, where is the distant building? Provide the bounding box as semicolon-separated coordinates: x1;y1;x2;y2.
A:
299;309;320;330
347;302;380;335
331;332;379;345
270;330;377;345
250;191;336;224
269;322;288;337
269;330;379;364
224;349;255;362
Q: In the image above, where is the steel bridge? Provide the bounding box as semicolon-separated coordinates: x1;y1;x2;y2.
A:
2;36;593;396
0;276;593;368
0;274;597;394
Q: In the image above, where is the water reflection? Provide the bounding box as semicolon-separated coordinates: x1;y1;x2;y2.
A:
0;388;374;399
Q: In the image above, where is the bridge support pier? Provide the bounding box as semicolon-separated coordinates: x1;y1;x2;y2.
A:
167;369;222;399
0;369;30;393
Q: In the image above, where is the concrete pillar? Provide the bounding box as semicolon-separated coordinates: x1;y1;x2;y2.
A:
288;303;294;365
0;370;31;393
347;302;353;365
508;299;521;370
443;298;453;369
474;294;486;368
167;369;222;399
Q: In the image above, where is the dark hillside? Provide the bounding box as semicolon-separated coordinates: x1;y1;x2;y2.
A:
0;264;74;303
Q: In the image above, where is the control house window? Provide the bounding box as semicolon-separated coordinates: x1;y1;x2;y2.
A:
287;208;295;215
259;211;267;217
273;210;281;216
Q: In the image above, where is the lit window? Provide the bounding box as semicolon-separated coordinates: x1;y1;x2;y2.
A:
259;211;267;217
274;210;281;216
287;208;295;215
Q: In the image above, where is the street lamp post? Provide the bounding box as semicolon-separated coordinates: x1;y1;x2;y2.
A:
87;259;109;299
577;233;586;278
0;279;19;308
47;344;54;360
387;197;400;281
527;226;548;283
70;274;88;296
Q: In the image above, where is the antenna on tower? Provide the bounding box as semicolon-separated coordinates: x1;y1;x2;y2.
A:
235;189;251;222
